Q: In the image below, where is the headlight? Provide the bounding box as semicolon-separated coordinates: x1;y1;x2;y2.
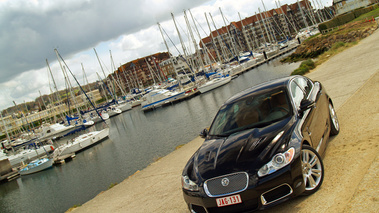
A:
258;147;295;177
181;176;199;191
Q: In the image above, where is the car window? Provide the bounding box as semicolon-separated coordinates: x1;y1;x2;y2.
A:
294;77;313;98
290;81;305;109
209;89;291;136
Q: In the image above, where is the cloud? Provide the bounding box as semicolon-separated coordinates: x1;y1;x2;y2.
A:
0;0;207;84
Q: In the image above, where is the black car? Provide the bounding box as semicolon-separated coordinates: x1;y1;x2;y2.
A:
181;75;339;213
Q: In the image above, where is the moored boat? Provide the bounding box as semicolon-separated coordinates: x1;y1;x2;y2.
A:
36;123;76;140
198;75;232;93
52;128;110;162
19;158;53;175
1;145;55;167
141;89;186;111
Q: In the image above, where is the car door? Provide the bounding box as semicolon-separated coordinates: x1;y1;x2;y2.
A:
290;77;324;152
307;80;330;154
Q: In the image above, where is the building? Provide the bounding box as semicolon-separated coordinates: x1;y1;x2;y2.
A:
200;0;317;62
333;0;377;15
115;52;170;91
0;104;67;138
159;56;191;77
69;89;102;108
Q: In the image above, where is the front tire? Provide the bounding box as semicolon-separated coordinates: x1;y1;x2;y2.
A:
301;145;324;195
329;103;339;136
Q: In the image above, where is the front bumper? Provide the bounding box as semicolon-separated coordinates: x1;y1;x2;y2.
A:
182;157;304;213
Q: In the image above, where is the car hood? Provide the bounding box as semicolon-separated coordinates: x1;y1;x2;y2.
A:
193;117;294;181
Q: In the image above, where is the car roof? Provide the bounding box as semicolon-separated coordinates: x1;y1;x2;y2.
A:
224;76;296;105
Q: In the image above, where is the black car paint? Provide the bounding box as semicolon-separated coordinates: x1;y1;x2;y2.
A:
182;76;333;212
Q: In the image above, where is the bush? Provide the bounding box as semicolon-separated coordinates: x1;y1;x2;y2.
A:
319;5;378;32
331;41;346;51
291;59;315;76
301;59;315;69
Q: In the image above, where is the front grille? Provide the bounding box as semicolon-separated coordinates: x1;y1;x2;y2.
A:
204;172;249;197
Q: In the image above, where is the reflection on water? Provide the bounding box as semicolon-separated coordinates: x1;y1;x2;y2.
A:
0;57;300;213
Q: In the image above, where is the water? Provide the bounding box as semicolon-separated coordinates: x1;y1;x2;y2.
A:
0;57;300;213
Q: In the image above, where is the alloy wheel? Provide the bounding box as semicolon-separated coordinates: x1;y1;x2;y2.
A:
301;147;323;192
329;103;340;135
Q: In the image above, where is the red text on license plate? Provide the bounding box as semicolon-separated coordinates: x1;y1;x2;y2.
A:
216;194;242;207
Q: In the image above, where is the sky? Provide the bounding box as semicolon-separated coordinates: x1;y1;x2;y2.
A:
0;0;332;111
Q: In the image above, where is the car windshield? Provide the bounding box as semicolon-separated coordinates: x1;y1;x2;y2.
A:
209;89;291;136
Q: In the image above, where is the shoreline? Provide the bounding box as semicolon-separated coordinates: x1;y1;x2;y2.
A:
70;29;379;213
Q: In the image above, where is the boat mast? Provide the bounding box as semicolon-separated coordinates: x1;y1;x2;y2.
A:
144;58;157;85
219;7;239;61
81;63;96;109
238;12;253;54
62;66;81;119
171;13;189;61
184;10;204;71
297;0;309;29
94;48;116;100
46;59;66;122
204;12;222;63
209;12;234;62
110;50;128;98
189;9;216;68
258;8;274;47
54;49;107;125
256;11;268;48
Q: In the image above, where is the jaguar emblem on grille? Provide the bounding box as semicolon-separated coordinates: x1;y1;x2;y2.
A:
221;178;229;187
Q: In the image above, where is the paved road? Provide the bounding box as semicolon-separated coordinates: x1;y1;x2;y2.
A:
71;28;379;213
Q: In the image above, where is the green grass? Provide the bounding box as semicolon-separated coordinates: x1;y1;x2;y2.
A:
291;59;315;75
108;182;118;189
315;41;358;66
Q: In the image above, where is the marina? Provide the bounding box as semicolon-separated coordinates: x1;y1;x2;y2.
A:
0;54;300;213
0;0;378;211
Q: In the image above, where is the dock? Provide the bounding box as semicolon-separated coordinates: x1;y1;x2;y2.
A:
142;43;300;112
231;43;300;77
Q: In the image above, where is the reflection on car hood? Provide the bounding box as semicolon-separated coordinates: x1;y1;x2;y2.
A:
194;117;293;180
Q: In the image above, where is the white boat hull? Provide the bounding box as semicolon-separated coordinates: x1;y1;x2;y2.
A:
198;76;232;93
19;158;53;175
38;123;76;140
53;128;110;159
141;90;185;111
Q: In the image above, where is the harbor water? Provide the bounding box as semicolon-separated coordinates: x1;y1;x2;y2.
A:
0;57;300;213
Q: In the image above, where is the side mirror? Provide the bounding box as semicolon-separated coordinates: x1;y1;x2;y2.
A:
299;99;315;113
199;128;208;138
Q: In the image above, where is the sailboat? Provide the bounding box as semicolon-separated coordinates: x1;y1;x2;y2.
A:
18;140;54;175
19;157;53;175
52;49;111;162
52;127;110;162
140;86;186;111
198;72;231;93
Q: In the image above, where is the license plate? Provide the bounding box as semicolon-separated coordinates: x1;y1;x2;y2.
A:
216;194;242;207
